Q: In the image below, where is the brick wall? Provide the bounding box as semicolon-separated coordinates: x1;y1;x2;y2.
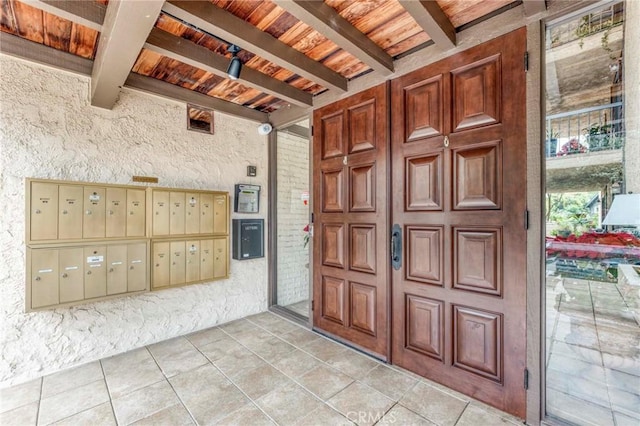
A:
275;131;310;307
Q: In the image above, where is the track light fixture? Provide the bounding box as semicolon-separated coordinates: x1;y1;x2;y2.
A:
226;44;242;80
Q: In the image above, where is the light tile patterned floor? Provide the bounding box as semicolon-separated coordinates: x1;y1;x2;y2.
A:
0;312;523;426
546;276;640;426
284;300;309;317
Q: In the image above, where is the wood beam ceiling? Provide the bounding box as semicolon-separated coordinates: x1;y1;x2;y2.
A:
90;0;164;109
398;0;456;50
522;0;547;17
273;0;394;76
125;73;268;122
23;0;105;31
145;28;312;107
0;33;268;122
162;0;348;93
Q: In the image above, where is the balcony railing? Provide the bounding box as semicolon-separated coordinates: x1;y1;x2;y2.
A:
545;102;624;158
548;3;624;48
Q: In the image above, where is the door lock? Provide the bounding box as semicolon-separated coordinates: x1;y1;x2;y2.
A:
444;135;450;147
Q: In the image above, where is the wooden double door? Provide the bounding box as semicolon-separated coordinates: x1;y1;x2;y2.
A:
312;28;527;417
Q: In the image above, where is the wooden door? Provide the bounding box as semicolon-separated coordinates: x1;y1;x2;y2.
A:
390;28;527;417
312;83;389;358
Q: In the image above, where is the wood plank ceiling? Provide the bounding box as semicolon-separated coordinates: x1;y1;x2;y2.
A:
0;0;529;121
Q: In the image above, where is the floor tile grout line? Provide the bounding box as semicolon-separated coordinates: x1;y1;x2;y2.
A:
143;345;199;426
588;280;616;416
208;319;369;422
188;340;280;425
35;377;43;425
98;360;119;426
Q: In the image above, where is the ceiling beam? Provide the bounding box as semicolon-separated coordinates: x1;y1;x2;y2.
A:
145;28;312;107
522;0;547;17
23;0;105;31
269;104;310;129
0;31;93;75
272;0;394;76
125;73;268;122
163;0;348;93
0;33;268;122
280;124;309;139
398;0;456;50
90;0;164;109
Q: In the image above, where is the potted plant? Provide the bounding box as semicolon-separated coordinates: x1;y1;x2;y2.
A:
583;123;622;151
557;138;587;156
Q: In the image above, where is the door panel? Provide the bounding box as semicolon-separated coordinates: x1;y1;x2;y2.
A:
83;187;106;238
200;239;214;281
152;242;170;288
152;191;170;236
170;192;186;235
59;247;84;303
313;83;389;358
200;193;214;234
185;193;200;235
106;244;127;295
391;28;527;417
127;242;147;292
106;188;127;238
84;246;106;298
30;182;58;241
58;185;83;240
186;240;200;282
126;189;146;237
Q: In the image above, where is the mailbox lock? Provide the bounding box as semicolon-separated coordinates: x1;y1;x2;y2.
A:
155;211;159;215
62;273;68;278
130;266;134;270
87;271;92;275
35;209;41;214
109;268;114;273
86;210;92;215
130;211;134;215
108;210;114;215
62;210;68;215
155;263;160;267
35;276;41;281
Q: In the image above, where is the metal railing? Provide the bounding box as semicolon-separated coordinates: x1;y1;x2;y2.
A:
545;102;624;157
548;3;624;48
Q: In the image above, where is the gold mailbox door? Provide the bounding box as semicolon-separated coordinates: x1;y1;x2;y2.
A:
106;188;127;238
126;189;146;237
106;244;127;295
213;195;228;235
186;240;200;282
200;239;214;281
170;241;186;286
83;187;106;238
152;191;170;236
127;242;147;292
200;193;214;234
58;185;83;240
170;192;186;235
185;193;200;235
153;242;171;288
59;247;84;303
213;237;228;279
31;249;59;308
84;246;107;298
30;182;58;241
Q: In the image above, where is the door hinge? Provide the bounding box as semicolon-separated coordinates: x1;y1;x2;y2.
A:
524;51;529;71
524;209;529;230
524;368;529;389
311;212;314;223
311;300;315;311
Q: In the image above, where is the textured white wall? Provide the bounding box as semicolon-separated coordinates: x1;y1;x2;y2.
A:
0;55;269;387
275;131;309;306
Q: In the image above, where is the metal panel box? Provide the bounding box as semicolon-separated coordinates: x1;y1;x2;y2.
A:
232;219;264;260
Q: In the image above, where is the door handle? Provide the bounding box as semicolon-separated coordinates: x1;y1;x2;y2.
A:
391;224;402;270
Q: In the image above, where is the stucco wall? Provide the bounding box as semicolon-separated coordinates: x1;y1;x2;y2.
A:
275;131;309;306
0;54;269;387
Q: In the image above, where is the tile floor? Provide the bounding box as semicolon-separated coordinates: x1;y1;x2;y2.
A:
0;312;522;426
284;300;309;318
546;276;640;426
